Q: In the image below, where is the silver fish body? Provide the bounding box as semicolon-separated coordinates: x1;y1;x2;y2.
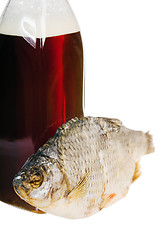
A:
13;117;154;218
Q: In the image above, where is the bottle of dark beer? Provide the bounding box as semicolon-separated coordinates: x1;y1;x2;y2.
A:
0;0;84;213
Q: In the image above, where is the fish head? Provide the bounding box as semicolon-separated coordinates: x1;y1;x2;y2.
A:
13;155;67;211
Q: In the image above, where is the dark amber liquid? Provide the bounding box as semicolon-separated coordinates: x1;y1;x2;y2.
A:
0;31;83;212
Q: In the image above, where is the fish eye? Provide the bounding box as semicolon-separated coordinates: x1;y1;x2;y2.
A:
30;172;43;188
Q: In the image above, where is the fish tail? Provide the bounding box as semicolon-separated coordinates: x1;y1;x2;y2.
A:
145;131;155;154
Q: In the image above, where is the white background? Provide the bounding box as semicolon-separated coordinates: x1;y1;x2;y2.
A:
0;0;159;239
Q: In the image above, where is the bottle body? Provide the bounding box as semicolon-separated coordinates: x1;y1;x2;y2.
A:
0;0;84;212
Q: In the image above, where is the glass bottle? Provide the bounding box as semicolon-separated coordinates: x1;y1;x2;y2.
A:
0;0;84;213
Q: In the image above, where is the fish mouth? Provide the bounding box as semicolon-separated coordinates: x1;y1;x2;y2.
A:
13;175;30;201
13;184;22;199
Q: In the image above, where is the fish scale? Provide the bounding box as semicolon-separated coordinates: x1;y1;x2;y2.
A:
13;116;154;218
55;118;123;216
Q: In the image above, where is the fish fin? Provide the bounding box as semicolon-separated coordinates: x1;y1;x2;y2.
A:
145;131;155;154
66;173;89;201
96;117;122;134
107;118;122;127
132;161;141;183
100;192;117;210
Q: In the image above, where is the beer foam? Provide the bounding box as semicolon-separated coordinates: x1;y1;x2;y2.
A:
0;0;80;37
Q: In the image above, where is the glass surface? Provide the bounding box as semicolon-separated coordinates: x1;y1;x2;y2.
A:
0;0;84;212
